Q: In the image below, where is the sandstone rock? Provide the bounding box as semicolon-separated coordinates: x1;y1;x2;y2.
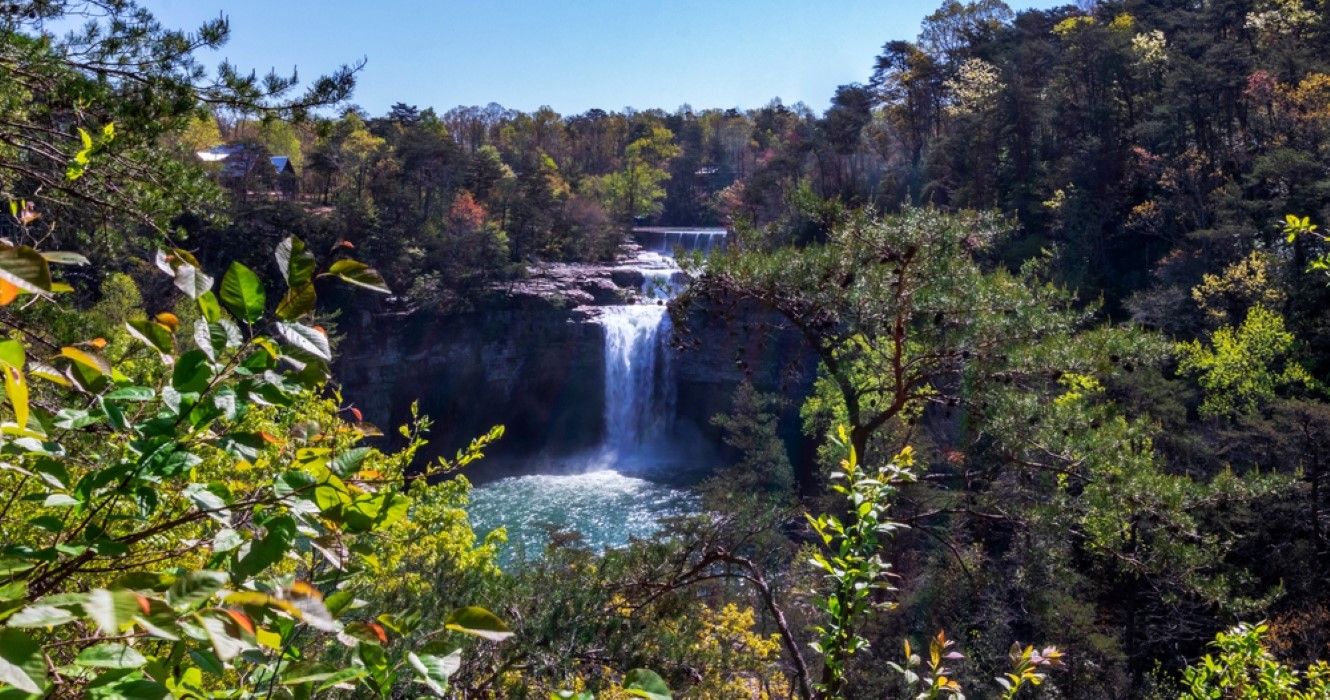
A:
610;268;646;288
579;277;625;304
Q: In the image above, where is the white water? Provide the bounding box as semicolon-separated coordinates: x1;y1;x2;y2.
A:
597;257;684;460
600;303;675;456
636;227;728;255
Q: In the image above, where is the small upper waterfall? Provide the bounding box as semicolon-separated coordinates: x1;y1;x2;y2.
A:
633;227;728;256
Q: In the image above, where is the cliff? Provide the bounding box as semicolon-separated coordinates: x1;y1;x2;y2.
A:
335;249;817;482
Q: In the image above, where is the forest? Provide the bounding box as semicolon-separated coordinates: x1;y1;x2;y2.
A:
1;0;1330;698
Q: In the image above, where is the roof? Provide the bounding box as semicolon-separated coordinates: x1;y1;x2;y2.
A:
195;144;296;177
196;144;244;163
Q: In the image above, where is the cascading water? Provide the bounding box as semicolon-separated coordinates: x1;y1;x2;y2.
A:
468;229;725;565
599;303;674;455
597;266;681;460
635;227;728;256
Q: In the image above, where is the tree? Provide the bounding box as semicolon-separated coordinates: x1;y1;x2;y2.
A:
688;207;1138;466
0;1;360;241
919;0;1014;67
585;124;680;226
1175;305;1313;418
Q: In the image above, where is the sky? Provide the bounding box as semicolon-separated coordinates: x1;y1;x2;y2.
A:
139;0;1067;116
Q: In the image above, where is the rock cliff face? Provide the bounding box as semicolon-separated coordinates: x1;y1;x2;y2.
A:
336;302;605;471
673;300;819;472
335;248;817;482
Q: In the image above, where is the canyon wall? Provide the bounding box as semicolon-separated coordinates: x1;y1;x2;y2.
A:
335;261;817;482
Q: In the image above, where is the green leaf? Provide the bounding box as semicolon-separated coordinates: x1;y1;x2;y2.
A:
125;319;175;361
183;483;228;514
280;663;339;685
105;386;155;402
234;515;296;580
40;251;90;266
444;606;513;642
622;669;672;700
166;571;228;609
324;590;354;616
0;245;52;295
276;236;317;290
275;282;317;320
0;628;47;694
212;528;242;553
0;339;24;369
219;262;266;323
407;651;459;696
188;649;224;676
314;667;368;692
0;560;35;577
274;322;331;361
330;447;372;477
6;604;78;628
86;588;143;633
323;259;390;294
0;581;27;603
92;678;168;700
76;643;147;669
172;350;214;394
197;291;222;323
42;494;79;508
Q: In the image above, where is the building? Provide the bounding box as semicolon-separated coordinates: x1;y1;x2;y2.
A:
196;143;299;199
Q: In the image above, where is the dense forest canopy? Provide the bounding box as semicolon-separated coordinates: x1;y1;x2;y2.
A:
1;0;1330;698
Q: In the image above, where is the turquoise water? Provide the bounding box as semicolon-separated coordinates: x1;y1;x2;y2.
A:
468;243;708;567
467;469;696;566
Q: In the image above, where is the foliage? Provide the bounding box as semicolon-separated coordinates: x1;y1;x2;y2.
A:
1190;251;1286;325
1175;305;1314;417
0;0;358;244
806;432;915;695
807;430;1067;700
1285;214;1330;277
709;381;795;495
583;125;681;225
1181;623;1330;699
0;216;521;697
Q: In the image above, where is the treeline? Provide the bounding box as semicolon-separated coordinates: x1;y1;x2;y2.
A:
206;0;1330;318
678;0;1330;696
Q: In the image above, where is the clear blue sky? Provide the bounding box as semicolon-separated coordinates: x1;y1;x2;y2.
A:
142;0;1066;116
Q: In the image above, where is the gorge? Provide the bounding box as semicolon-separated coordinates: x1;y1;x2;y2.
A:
336;228;811;561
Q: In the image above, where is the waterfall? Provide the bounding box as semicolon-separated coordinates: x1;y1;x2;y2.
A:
468;234;713;559
598;274;677;456
633;227;727;255
591;232;724;467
